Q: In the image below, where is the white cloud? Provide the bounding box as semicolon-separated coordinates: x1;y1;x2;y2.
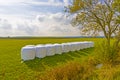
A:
0;19;14;36
22;0;71;7
33;12;80;36
23;1;63;7
0;0;26;5
49;0;54;3
0;12;80;36
64;0;69;6
0;0;81;37
0;0;54;6
0;19;12;29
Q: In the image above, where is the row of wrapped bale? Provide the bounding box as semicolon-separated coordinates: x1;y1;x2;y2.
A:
21;41;94;61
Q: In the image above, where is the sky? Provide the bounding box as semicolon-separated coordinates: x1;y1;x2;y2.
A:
0;0;80;37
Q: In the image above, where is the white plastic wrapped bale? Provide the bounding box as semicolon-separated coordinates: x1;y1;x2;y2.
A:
73;42;82;51
88;41;94;47
86;42;91;48
75;42;86;50
80;42;85;49
66;43;72;52
61;43;70;53
45;44;56;56
82;41;89;48
82;41;94;48
69;42;78;51
70;42;79;51
21;46;36;61
87;42;93;48
36;45;46;58
77;42;85;50
54;44;62;54
80;42;88;49
69;42;74;51
91;42;94;47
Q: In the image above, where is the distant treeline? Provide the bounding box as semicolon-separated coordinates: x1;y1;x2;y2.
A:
0;36;106;39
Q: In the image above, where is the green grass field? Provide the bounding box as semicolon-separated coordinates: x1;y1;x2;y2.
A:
0;38;104;80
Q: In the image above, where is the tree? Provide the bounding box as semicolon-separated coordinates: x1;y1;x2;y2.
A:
66;0;120;48
114;0;120;12
112;0;120;48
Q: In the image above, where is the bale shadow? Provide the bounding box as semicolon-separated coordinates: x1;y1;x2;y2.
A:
24;47;94;72
68;51;81;58
76;47;94;56
24;53;74;72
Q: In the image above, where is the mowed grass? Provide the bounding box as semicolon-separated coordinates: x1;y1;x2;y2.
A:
0;38;103;80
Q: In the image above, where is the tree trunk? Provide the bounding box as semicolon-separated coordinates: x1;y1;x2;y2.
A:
107;33;111;47
108;38;110;47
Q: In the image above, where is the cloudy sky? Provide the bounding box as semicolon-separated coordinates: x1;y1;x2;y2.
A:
0;0;80;37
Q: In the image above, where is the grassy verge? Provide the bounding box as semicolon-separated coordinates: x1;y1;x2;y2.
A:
0;38;120;80
0;38;103;80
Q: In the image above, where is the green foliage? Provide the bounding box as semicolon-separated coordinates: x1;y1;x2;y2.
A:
40;60;97;80
95;41;119;64
0;38;120;80
95;63;120;80
67;1;120;78
67;0;120;42
40;39;120;80
67;0;84;13
113;0;120;12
